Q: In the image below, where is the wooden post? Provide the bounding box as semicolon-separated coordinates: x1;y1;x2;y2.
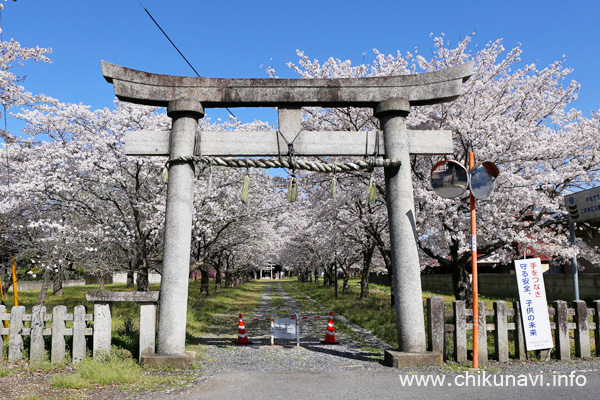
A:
0;305;7;350
573;300;590;358
553;300;570;360
72;305;87;363
93;302;112;360
594;300;600;357
426;297;445;355
494;301;508;362
453;300;467;363
477;300;487;363
30;305;46;363
139;302;157;361
513;301;526;360
8;306;25;362
51;305;67;364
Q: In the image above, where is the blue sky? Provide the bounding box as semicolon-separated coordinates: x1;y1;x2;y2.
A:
3;0;600;131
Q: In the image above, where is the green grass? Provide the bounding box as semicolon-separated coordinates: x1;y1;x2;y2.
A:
50;350;185;391
286;280;400;347
286;279;519;354
186;280;265;346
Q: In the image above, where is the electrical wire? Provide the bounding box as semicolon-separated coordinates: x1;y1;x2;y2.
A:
136;1;236;118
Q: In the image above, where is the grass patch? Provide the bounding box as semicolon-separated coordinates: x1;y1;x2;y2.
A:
50;350;185;391
286;279;516;351
286;279;399;347
186;280;265;346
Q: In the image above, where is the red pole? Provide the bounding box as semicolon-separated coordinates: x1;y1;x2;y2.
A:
469;151;479;369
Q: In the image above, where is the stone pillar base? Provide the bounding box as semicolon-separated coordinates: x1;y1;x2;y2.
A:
384;350;443;368
141;351;197;369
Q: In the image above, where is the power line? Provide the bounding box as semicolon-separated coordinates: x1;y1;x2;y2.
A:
136;1;236;118
137;0;200;77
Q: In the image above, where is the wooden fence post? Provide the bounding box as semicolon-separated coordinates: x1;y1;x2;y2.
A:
513;301;526;360
30;305;46;363
139;302;157;361
72;305;87;363
8;306;25;362
573;300;591;358
93;302;112;360
477;300;487;363
51;305;67;364
553;300;570;360
426;297;445;356
0;305;8;354
594;300;600;358
453;300;467;363
494;301;508;362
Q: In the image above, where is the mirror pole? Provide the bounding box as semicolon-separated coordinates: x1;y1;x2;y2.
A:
469;149;479;369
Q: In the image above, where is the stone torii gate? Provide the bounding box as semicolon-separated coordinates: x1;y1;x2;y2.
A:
102;60;473;366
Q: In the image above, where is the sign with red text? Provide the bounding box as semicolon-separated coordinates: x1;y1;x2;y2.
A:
514;258;553;350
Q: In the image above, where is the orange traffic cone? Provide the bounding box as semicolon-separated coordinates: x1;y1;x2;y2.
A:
321;311;339;344
235;313;252;345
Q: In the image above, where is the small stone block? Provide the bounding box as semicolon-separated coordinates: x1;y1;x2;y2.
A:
384;350;443;368
140;351;197;369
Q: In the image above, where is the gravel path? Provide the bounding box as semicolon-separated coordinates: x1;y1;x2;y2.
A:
191;281;388;374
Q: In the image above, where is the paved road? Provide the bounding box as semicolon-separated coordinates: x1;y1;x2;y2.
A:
154;369;600;400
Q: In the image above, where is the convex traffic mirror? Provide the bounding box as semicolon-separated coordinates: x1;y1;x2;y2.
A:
430;160;469;199
430;160;499;200
469;162;499;200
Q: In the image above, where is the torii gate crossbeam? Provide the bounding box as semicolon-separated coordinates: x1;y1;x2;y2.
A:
102;60;473;366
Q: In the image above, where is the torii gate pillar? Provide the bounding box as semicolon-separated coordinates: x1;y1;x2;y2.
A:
375;99;425;352
158;100;204;355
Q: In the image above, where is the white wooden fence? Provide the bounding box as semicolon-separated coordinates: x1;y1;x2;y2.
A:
426;297;600;363
0;291;158;364
0;305;92;364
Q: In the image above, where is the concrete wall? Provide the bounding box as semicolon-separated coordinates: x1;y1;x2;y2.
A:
420;273;600;301
112;272;162;284
7;279;85;292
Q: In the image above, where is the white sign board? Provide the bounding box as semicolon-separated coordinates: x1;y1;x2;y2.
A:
272;318;297;340
514;258;553;350
564;186;600;222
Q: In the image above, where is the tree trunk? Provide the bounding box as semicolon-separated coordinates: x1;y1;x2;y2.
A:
342;270;350;294
1;281;11;299
214;265;222;292
360;270;370;298
99;272;107;291
225;269;232;288
52;272;63;297
126;271;135;288
36;272;52;306
137;267;149;291
379;246;394;306
360;241;375;299
136;256;150;291
452;261;472;308
200;268;209;297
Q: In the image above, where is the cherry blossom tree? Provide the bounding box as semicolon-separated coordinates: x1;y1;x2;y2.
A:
0;25;53;291
278;34;600;305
